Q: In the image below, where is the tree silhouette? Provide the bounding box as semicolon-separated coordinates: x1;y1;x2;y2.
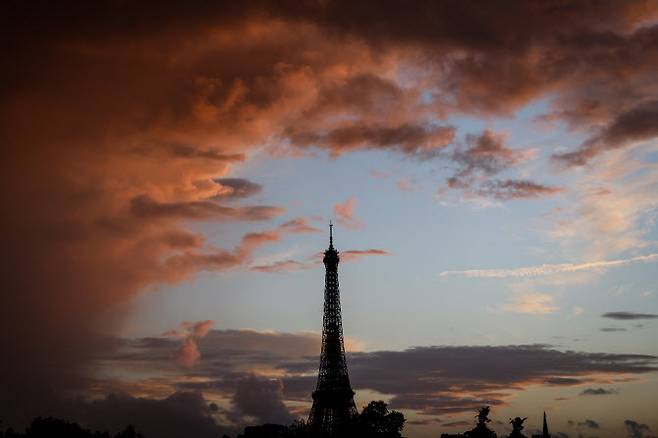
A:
0;417;143;438
357;401;405;437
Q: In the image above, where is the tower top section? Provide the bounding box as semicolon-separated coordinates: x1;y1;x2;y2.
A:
324;221;339;266
329;220;334;249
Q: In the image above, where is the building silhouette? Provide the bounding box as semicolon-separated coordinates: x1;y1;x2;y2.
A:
308;223;358;436
530;412;550;438
441;407;551;438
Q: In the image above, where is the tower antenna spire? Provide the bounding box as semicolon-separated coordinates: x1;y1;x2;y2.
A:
329;220;334;248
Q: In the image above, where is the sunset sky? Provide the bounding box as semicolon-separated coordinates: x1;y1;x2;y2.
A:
3;2;658;437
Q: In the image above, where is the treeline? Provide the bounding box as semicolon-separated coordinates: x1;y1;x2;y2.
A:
239;401;405;438
1;400;405;438
0;417;143;438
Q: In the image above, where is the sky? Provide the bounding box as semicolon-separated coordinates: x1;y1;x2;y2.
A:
2;1;658;438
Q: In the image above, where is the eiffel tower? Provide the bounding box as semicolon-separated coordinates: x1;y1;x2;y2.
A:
309;222;357;436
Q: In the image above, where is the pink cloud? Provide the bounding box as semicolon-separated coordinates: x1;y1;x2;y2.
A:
165;320;214;368
333;197;363;229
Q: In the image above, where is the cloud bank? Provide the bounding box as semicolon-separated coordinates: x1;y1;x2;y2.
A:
440;253;658;278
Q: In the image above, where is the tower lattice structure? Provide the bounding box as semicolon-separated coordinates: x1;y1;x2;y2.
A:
309;223;357;435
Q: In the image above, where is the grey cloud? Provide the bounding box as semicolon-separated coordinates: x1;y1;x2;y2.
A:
231;375;295;425
578;420;600;429
99;333;658;419
213;178;263;199
624;419;657;438
580;387;618;396
600;327;627;332
447;130;559;201
60;392;234;438
602;312;658;320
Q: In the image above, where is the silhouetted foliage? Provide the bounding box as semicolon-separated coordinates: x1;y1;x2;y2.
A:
354;401;405;437
441;406;497;438
0;417;143;438
239;400;405;438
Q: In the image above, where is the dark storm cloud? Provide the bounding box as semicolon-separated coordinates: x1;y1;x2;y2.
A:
602;312;658;320
4;0;658;428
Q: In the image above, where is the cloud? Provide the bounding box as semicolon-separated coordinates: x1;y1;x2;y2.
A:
60;392;232;438
624;419;657;438
578;420;600;429
251;247;390;273
580;388;619;396
281;344;658;415
130;195;283;221
445;130;559;201
602;327;631;334
165;218;326;276
333;197;363;229
396;178;421;192
250;259;310;273
212;178;263;199
95;331;658;422
340;249;391;262
289;123;455;158
439;253;658;278
279;217;322;234
164;320;214;368
602;312;658;320
546;146;658;259
502;293;559;315
477;179;563;200
553;100;658;166
451;130;525;178
231;375;295;425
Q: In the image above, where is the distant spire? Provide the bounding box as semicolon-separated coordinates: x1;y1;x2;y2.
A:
543;411;549;437
329;220;334;249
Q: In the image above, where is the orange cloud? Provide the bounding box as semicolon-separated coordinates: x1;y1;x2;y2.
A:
340;249;392;262
165;320;214;368
333;197;363;229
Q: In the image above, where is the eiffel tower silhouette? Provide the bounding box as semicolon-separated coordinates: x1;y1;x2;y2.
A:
308;222;357;436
